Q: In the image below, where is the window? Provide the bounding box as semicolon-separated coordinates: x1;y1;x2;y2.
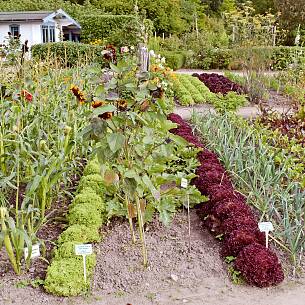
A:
9;24;20;37
41;24;56;43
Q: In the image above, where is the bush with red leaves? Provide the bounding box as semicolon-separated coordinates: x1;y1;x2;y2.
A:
221;228;265;257
167;113;284;287
235;243;284;287
193;73;245;95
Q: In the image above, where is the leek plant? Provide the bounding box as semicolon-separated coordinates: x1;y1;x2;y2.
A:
192;112;305;270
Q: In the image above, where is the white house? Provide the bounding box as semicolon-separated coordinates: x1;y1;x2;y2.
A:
0;9;81;46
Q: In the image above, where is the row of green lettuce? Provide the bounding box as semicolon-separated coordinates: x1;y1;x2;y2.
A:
44;159;106;296
172;74;247;112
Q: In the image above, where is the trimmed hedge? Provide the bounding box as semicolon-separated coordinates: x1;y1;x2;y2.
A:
31;42;105;66
161;51;187;70
185;46;305;70
78;15;146;47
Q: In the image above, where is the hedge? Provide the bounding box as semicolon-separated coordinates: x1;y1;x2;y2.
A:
31;42;105;66
78;15;148;47
160;51;187;70
184;46;305;70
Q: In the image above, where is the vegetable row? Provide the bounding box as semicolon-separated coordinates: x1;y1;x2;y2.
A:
168;113;284;287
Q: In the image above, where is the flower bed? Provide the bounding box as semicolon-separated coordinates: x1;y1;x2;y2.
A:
168;113;284;287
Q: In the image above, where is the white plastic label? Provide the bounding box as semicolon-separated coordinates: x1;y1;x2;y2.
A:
24;244;40;260
181;178;188;188
258;222;274;232
75;244;93;256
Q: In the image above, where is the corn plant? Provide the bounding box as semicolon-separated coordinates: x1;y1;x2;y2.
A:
0;59;97;273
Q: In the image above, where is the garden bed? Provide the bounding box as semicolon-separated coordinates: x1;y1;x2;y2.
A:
0;210;304;305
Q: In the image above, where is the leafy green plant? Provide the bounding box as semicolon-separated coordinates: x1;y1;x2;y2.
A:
44;256;96;296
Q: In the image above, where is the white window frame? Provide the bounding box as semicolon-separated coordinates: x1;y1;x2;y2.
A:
9;24;20;37
41;23;56;43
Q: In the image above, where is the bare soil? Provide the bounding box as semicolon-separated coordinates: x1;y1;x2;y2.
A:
1;210;305;305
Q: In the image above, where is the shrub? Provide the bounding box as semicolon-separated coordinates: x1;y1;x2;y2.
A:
71;188;105;213
161;51;186;70
31;42;105;67
78;15;146;47
53;241;80;260
44;256;96;296
58;224;101;244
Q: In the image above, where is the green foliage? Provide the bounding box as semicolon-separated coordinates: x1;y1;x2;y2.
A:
68;203;104;227
213;92;248;113
172;74;247;112
31;42;105;67
83;159;100;176
78;15;147;46
58;224;101;244
44;256;96;296
160;51;186;70
71;189;105;212
77;174;105;197
53;241;80;259
184;46;305;70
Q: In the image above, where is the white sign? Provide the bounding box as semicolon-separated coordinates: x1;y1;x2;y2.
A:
75;244;93;256
181;178;188;189
75;244;93;283
24;244;40;260
258;222;274;232
258;222;274;249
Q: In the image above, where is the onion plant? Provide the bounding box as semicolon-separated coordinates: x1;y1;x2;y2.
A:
192;112;305;271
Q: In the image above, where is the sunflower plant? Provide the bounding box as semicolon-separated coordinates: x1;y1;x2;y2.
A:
83;61;206;266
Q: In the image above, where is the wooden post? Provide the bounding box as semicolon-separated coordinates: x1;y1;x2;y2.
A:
195;15;199;38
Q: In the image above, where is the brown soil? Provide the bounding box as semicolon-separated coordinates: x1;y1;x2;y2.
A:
1;210;305;305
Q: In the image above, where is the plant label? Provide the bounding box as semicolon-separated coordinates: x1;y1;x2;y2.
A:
75;244;93;283
24;244;40;260
75;244;93;256
258;222;274;232
258;222;274;248
181;178;188;188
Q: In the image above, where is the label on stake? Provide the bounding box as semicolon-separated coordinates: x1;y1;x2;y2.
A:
181;178;188;189
258;222;274;232
75;244;93;255
24;244;40;260
258;222;274;248
75;244;93;283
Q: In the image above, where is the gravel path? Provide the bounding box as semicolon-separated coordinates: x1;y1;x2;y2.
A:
176;69;280;77
174;104;292;120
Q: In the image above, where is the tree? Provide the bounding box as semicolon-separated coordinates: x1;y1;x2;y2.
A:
274;0;305;29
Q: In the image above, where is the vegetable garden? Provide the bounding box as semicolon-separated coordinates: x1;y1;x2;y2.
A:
1;2;305;303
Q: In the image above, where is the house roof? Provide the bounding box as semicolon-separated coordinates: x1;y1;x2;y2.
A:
0;9;81;28
0;11;52;22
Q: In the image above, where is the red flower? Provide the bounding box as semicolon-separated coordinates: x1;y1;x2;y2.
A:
21;89;33;102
